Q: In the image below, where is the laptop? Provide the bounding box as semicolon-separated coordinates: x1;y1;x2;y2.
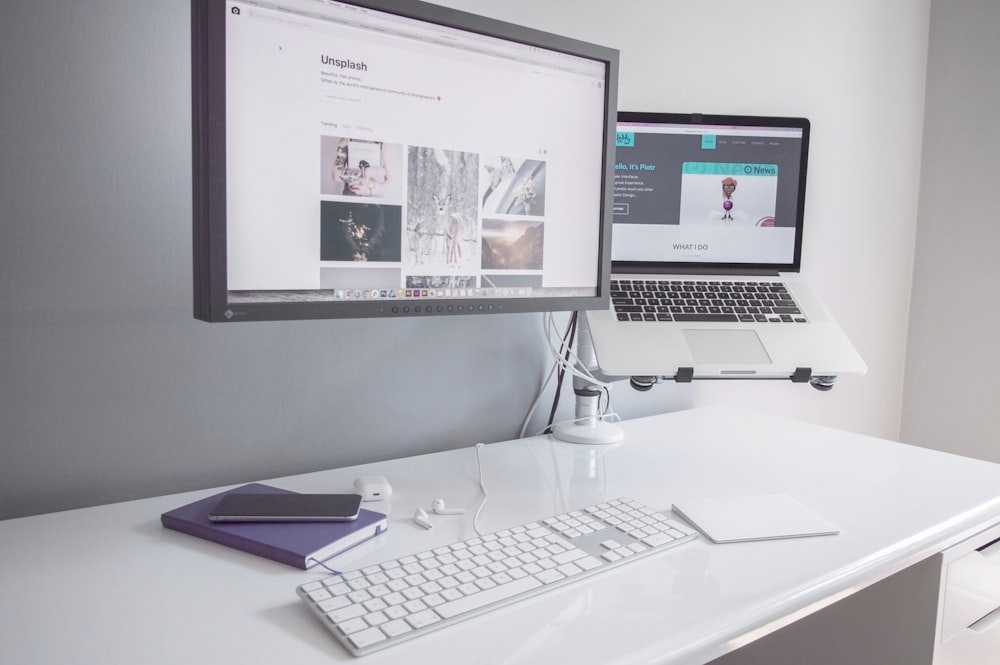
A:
585;112;866;382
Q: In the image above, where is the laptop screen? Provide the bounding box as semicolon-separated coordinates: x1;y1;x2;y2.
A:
612;112;809;274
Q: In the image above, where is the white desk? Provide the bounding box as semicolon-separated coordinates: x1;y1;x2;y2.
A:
3;406;1000;664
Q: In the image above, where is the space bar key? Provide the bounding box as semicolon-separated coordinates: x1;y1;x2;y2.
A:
435;577;543;619
672;313;738;322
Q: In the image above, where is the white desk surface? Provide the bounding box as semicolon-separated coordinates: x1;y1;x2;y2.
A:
3;406;1000;665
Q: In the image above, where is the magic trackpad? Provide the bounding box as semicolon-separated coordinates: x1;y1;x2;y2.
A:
683;329;771;365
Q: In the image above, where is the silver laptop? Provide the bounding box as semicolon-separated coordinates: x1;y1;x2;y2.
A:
585;112;866;383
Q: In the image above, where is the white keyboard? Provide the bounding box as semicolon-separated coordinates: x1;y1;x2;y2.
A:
296;497;698;656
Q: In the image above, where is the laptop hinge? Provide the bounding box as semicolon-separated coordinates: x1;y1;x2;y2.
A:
675;367;694;383
791;367;812;383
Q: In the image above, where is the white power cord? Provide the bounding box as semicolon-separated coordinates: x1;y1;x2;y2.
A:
471;443;487;536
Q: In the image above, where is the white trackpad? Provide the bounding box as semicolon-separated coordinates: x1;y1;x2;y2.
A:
683;329;771;365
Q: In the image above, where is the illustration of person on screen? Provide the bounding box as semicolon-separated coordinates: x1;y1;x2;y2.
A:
332;138;391;197
721;176;737;222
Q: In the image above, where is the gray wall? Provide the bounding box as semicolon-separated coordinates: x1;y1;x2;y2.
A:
0;0;551;519
901;0;1000;463
1;0;932;520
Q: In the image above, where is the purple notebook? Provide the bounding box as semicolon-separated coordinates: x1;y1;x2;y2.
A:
161;483;388;569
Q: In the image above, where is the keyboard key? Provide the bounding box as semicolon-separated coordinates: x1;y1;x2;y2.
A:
673;313;738;322
405;610;442;629
327;604;366;624
381;619;412;637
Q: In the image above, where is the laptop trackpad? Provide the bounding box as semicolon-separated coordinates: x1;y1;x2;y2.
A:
683;329;771;365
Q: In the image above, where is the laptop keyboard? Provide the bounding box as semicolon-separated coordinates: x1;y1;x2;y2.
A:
611;279;807;323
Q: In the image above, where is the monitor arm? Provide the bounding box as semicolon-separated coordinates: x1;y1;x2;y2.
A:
550;313;626;445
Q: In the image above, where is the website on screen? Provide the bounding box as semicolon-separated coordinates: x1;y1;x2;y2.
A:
223;0;609;303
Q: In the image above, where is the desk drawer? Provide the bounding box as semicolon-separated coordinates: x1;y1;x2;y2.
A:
939;530;1000;643
935;606;1000;665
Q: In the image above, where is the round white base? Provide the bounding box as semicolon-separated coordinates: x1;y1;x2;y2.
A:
551;420;625;445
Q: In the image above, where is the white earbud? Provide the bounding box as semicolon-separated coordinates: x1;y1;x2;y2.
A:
413;508;433;529
431;498;466;515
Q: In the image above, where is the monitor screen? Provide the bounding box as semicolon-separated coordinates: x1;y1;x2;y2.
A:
192;0;619;321
612;112;809;273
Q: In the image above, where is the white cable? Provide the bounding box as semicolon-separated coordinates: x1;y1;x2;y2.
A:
543;312;612;390
519;343;560;438
520;311;580;437
547;313;616;416
543;312;580;378
471;443;488;536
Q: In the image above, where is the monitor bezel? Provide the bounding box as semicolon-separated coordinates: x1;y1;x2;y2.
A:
191;0;619;322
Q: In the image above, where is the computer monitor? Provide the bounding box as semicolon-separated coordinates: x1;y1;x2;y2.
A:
192;0;619;322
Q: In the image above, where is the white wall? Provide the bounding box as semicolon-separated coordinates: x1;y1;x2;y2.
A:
901;0;1000;463
446;0;930;439
0;0;931;519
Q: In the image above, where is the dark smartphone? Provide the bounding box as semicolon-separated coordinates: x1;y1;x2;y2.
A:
208;493;363;522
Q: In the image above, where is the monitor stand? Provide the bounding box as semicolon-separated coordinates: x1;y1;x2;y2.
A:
550;312;624;445
551;418;624;445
